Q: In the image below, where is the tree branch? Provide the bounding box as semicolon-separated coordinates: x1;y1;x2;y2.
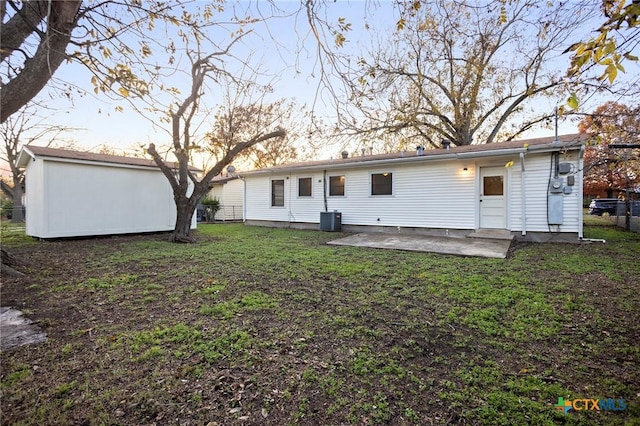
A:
200;129;286;185
0;1;82;123
0;0;47;62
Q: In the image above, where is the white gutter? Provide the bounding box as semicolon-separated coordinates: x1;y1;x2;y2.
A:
520;152;527;236
244;142;584;176
244;147;532;175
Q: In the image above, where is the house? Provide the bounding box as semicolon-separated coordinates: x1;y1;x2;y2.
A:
241;134;588;241
207;175;244;221
17;146;197;239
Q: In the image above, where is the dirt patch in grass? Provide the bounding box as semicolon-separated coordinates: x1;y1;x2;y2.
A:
1;225;639;425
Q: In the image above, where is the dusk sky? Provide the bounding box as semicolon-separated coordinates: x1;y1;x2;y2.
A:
4;1;639;177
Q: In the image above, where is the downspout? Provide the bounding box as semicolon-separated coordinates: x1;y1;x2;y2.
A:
519;152;527;236
578;144;585;239
240;176;246;223
323;169;328;212
288;172;294;225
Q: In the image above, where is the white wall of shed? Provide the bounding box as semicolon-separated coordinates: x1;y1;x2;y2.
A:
24;156;45;237
25;159;195;238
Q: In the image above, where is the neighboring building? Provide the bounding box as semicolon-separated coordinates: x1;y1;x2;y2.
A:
207;175;244;221
17;146;197;239
241;134;587;241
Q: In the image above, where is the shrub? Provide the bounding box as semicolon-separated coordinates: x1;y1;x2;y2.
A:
201;197;220;222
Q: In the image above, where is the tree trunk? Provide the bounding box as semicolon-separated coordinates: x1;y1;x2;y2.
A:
171;200;197;243
10;176;24;223
1;247;25;277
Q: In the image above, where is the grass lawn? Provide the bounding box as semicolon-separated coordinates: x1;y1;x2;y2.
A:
1;222;639;425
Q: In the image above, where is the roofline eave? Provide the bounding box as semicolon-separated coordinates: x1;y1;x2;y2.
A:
241;143;583;176
16;146;36;169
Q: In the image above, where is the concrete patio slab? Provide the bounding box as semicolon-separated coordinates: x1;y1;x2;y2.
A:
328;233;512;258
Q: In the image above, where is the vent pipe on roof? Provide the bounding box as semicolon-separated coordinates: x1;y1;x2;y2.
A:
553;106;559;143
442;140;451;150
341;151;348;159
416;145;425;156
361;148;366;156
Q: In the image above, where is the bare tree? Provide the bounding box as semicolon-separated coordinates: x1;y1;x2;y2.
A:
315;0;598;149
0;103;71;222
146;47;285;242
205;97;304;169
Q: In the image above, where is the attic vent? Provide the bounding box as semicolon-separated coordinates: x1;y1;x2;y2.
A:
442;140;451;150
341;151;349;159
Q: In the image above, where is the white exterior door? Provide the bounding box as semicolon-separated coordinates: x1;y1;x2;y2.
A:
480;167;507;229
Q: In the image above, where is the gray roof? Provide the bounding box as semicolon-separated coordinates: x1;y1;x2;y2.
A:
18;145;201;171
243;133;589;175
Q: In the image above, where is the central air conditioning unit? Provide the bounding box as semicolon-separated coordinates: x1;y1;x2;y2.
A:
320;211;342;231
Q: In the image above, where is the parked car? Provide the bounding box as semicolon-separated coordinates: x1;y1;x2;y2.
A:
588;198;619;216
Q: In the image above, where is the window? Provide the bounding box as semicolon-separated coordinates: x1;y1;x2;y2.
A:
298;177;312;197
483;176;504;196
329;175;345;196
371;172;393;195
271;179;284;207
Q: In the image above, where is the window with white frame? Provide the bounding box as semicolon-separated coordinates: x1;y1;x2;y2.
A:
271;179;284;206
371;172;392;195
329;175;345;196
298;177;312;197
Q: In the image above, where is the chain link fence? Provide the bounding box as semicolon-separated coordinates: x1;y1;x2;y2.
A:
197;205;242;223
614;201;640;233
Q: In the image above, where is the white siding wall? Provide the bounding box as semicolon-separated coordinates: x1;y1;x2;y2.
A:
26;159;194;238
244;150;582;235
220;179;244;220
508;164;522;230
208;186;224;204
512;151;581;233
245;160;477;229
209;179;244;220
24;156;45;237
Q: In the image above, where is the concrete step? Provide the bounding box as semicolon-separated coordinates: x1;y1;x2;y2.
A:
466;229;514;241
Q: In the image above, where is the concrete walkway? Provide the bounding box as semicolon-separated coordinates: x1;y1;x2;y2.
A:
0;307;47;351
328;233;512;258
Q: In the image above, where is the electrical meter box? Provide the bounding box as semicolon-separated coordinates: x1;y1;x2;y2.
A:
558;163;572;174
549;178;564;194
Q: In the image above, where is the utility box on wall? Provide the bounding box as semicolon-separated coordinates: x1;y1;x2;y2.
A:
320;211;342;231
548;195;564;225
